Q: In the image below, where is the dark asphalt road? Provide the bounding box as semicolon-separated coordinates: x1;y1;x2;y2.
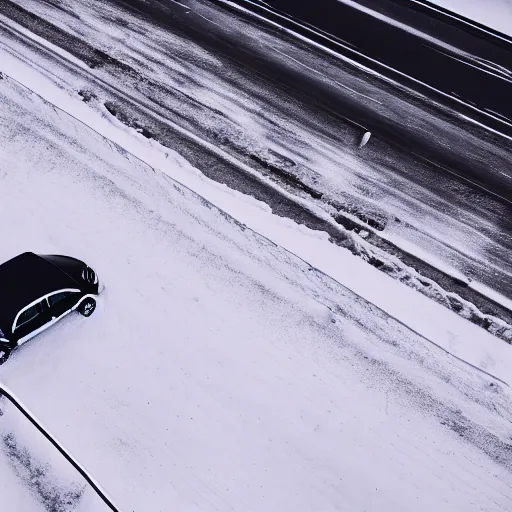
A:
232;0;512;131
105;0;512;203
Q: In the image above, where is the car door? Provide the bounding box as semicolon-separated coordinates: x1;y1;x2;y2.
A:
13;299;51;344
47;290;82;320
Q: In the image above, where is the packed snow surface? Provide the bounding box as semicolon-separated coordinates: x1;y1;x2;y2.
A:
1;63;512;511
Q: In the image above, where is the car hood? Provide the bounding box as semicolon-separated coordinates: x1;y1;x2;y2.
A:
38;254;87;285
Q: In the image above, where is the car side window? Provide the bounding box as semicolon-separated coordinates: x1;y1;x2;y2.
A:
15;302;44;329
47;290;81;318
48;291;71;307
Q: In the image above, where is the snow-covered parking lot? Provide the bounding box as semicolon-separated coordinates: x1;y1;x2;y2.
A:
1;66;512;511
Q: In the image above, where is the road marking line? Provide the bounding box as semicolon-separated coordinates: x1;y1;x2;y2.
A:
195;12;222;27
170;0;190;8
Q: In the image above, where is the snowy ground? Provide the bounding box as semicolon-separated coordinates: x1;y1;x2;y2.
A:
1;1;512;510
0;398;110;511
1;52;512;512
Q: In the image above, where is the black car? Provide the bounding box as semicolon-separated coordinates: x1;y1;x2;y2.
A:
0;252;99;364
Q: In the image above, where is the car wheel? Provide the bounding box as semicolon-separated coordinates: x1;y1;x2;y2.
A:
0;347;11;365
78;298;96;317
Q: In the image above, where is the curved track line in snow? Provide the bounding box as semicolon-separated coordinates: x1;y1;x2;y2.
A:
1;71;508;388
0;384;122;512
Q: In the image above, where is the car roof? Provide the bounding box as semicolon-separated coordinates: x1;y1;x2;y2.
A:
0;252;80;334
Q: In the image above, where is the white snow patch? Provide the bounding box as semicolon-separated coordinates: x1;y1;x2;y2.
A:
359;131;372;148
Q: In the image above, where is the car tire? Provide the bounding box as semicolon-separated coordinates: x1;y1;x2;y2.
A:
0;347;11;365
78;298;96;317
